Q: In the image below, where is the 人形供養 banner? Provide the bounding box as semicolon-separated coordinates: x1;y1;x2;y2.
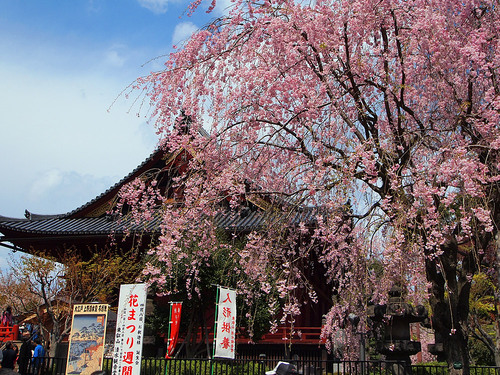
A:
214;286;236;359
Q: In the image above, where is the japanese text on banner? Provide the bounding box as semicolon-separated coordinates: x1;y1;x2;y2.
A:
214;286;236;359
112;284;147;375
166;303;182;359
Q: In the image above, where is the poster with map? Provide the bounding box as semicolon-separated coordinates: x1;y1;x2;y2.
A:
66;304;108;375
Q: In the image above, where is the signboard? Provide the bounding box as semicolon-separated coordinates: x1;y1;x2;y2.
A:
112;284;148;375
214;286;236;359
66;304;108;375
165;302;182;358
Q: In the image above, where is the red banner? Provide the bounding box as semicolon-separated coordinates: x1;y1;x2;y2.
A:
165;302;182;358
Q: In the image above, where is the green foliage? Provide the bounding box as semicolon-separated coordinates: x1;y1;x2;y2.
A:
163;359;264;375
171;360;252;375
470;273;496;320
469;338;495;366
141;358;167;375
103;358;264;375
467;272;497;365
145;302;172;339
411;362;448;375
469;367;500;375
144;229;280;351
240;297;273;341
406;362;500;375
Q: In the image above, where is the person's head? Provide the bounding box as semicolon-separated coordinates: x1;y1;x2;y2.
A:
5;341;12;350
34;338;41;345
6;306;11;313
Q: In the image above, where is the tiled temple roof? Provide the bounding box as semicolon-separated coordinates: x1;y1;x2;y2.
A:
0;206;318;237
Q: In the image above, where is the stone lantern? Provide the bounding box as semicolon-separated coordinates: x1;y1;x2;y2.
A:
368;286;428;373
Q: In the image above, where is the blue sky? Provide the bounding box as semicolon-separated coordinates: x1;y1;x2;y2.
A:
0;0;229;267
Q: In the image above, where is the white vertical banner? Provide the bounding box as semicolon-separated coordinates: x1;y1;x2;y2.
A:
112;284;148;375
214;286;236;359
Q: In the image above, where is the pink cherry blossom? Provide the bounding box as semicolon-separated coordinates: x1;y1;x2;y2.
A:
116;0;499;366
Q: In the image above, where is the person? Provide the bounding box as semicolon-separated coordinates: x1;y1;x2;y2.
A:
30;325;39;342
265;361;298;375
31;338;45;375
1;341;17;369
17;335;32;375
12;343;19;370
1;307;13;327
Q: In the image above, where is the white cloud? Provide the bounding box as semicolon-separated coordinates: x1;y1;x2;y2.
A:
214;0;234;15
87;0;104;13
29;170;64;201
26;170;119;215
138;0;170;14
105;49;126;68
172;22;199;46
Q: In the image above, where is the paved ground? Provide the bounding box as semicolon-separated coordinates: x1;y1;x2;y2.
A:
0;368;19;375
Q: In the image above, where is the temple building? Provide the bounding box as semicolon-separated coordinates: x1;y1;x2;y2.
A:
0;141;332;359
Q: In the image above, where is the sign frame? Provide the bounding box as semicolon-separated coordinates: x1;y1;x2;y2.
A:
66;304;109;375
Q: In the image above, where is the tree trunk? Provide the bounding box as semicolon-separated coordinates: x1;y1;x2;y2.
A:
184;306;196;357
202;307;211;358
425;238;473;375
49;332;58;358
443;327;469;375
495;233;500;366
495;322;500;367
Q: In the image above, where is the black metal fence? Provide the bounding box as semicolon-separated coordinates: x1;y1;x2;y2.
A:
17;357;500;375
411;364;500;375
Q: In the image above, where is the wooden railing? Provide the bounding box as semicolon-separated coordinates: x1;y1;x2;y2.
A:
193;326;324;345
0;324;19;342
258;326;324;344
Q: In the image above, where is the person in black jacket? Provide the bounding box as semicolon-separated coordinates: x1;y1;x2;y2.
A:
1;341;17;369
17;336;33;375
